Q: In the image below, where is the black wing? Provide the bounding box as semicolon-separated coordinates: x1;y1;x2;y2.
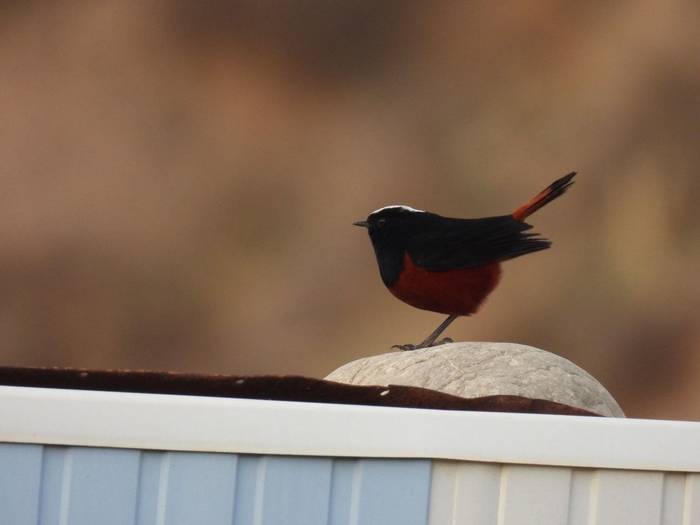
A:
406;214;550;271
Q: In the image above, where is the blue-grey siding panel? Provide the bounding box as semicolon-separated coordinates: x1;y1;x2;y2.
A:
232;455;334;525
232;455;262;524
0;443;43;525
0;443;432;525
136;451;238;525
36;446;142;525
328;459;358;525
328;458;432;525
166;451;238;525
258;456;333;525
35;445;67;524
353;459;432;525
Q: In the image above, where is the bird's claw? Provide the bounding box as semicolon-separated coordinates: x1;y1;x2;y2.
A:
391;337;453;351
391;343;418;351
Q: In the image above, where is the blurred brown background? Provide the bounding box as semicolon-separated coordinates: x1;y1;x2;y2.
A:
1;2;699;420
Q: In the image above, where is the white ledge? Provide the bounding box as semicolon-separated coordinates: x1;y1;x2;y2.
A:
1;385;699;472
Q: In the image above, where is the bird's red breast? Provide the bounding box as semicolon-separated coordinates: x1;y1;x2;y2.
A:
388;252;502;316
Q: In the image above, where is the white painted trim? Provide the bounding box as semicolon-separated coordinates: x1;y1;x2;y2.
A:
0;386;698;472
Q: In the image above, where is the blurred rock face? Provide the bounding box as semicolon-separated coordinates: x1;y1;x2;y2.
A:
0;1;699;419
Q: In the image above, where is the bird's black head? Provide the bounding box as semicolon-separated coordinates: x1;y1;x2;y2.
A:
354;205;425;242
354;205;427;286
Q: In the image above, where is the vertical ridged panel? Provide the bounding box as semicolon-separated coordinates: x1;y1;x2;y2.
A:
429;461;501;524
231;455;334;525
683;474;700;525
351;459;431;525
328;458;433;525
259;456;333;524
37;446;71;524
231;455;262;524
134;450;167;524
5;442;700;525
36;446;141;525
592;470;664;524
661;473;686;524
148;451;238;525
233;456;431;525
61;447;141;524
429;461;697;525
0;443;43;525
567;469;596;525
496;464;572;525
328;459;359;525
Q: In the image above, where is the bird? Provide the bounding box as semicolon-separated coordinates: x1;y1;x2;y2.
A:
354;172;576;350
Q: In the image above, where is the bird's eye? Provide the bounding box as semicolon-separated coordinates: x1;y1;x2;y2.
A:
376;218;386;227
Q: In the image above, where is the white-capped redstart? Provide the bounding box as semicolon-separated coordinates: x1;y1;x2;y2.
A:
354;172;576;349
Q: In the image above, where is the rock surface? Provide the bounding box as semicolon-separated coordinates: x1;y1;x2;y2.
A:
326;342;624;417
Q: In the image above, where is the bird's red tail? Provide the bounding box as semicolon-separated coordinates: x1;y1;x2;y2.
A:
512;172;576;221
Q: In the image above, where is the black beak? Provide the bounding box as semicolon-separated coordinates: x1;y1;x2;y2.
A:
353;220;369;228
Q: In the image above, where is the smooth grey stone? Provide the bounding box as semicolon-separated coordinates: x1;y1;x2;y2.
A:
326;342;624;417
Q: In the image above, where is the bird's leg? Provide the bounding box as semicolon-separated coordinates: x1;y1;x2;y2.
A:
392;314;459;351
418;314;458;347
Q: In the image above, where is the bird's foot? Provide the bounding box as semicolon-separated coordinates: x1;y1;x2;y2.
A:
391;343;419;351
391;337;453;351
